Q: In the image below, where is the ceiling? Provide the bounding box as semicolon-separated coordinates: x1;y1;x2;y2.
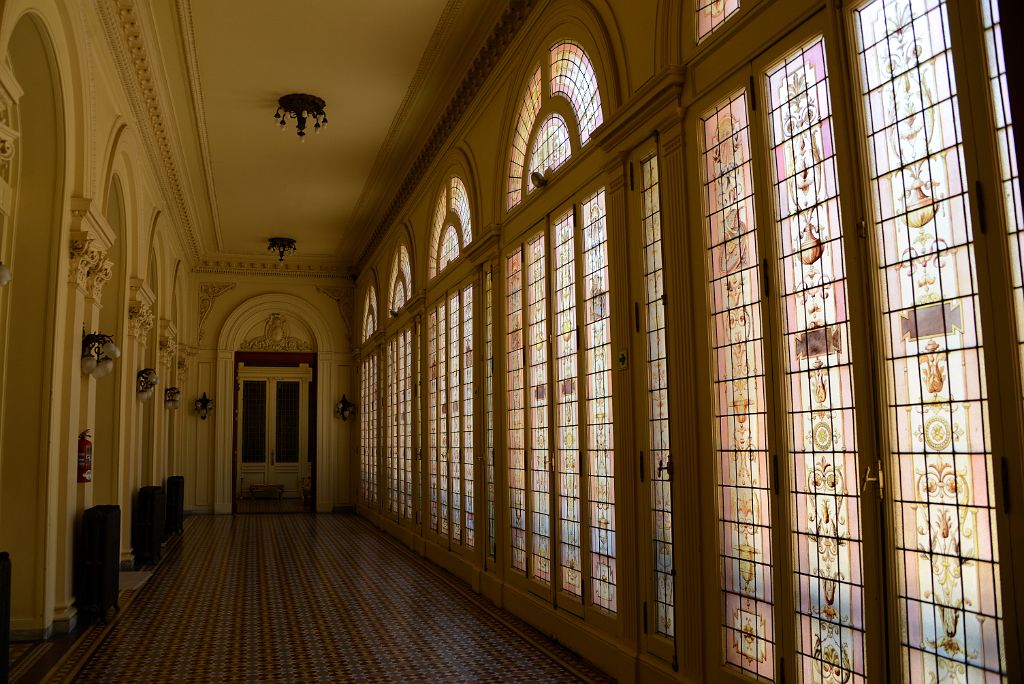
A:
147;0;501;272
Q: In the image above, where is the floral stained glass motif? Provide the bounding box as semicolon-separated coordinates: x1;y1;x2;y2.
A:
582;190;616;613
552;208;582;597
528;234;552;585
528;115;572;193
697;0;740;43
507;248;528;571
390;245;412;312
360;353;378;506
486;269;496;560
550;41;603;145
451;177;472;247
508;68;544;210
428;311;439;531
387;337;399;517
440;227;460;278
639;155;674;636
702;90;775;680
463;286;475;547
429;176;473;279
387;330;413;520
854;0;1005;680
982;0;1024;388
766;38;866;683
363;286;377;343
449;293;462;544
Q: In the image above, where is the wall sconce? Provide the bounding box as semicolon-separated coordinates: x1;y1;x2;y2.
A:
335;394;356;421
164;387;181;410
136;368;159;401
0;261;11;286
194;392;214;420
82;331;121;378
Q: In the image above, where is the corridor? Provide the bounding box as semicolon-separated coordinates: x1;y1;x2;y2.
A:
49;515;609;682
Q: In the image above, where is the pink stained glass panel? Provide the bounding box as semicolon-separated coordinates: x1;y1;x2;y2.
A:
507;249;528;572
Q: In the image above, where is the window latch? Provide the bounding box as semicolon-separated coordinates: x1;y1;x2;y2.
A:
861;459;884;500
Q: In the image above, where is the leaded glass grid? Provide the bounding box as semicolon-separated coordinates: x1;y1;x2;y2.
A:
854;0;1005;679
766;38;866;682
401;328;413;519
360;354;379;507
549;41;603;145
449;292;463;544
440;226;461;274
639;154;675;637
982;0;1024;391
438;298;449;536
582;189;616;613
387;339;400;516
528;114;572;193
391;245;412;313
552;208;582;597
429;187;448;280
486;268;496;560
463;285;475;548
702;90;775;679
428;311;439;531
697;0;741;43
452;177;473;247
507;248;528;572
363;286;377;343
508;68;544;209
528;233;552;585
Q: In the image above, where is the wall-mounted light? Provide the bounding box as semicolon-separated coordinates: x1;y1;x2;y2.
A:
164;387;181;410
136;368;159;401
82;331;121;378
530;170;548;188
194;392;214;420
335;394;356;421
0;261;11;286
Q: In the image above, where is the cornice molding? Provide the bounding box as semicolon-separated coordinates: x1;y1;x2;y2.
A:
193;259;352;280
356;0;540;268
97;0;201;264
594;67;686;155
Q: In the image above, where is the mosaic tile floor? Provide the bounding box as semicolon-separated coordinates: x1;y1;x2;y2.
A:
56;514;611;682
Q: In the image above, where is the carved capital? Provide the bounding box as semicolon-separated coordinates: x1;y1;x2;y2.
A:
176;344;197;383
158;335;178;368
88;259;114;302
69;238;107;289
198;282;236;341
127;301;154;339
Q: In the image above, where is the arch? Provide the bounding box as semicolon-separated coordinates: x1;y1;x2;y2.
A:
388;243;412;313
217;292;334;354
427;174;474;280
363;284;378;343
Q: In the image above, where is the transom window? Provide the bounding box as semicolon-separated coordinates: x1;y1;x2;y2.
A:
362;285;377;343
389;245;412;312
429;176;473;279
506;41;604;210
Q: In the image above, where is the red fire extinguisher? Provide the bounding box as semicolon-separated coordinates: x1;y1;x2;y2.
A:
77;429;93;483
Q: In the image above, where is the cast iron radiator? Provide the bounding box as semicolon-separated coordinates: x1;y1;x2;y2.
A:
133;486;165;566
165;475;184;536
1;551;10;682
76;504;120;622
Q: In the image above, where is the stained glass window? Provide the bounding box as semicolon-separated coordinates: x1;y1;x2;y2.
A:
639;154;674;636
463;285;475;547
485;268;496;560
983;0;1024;387
439;227;460;274
550;41;603;145
552;209;582;597
765;38;866;682
528;114;572;193
697;0;740;42
508;68;544;210
361;353;378;507
527;233;552;584
428;310;439;531
429;177;473;279
363;286;377;343
507;248;528;572
701;90;775;679
854;0;1005;679
386;329;413;520
390;245;412;312
387;337;400;517
451;177;473;247
438;298;449;535
449;293;462;544
582;190;616;613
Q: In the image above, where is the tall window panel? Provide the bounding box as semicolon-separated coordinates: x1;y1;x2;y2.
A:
428;312;440;531
360;354;379;507
982;1;1024;386
582;190;617;613
766;38;866;682
702;90;775;679
401;328;413;519
438;299;449;536
507;248;528;572
639;154;675;636
698;0;740;42
463;285;475;547
854;0;1005;679
528;234;552;584
387;338;400;516
553;208;583;597
486;269;496;560
449;293;463;544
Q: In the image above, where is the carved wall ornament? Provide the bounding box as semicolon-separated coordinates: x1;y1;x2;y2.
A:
69;238;107;289
176;344;197;382
198;282;236;341
240;313;312;352
158;335;178;368
127;301;154;339
87;259;115;302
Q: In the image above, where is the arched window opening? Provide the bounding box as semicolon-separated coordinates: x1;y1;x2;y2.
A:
506;41;604;211
389;245;412;313
363;286;377;343
428;176;473;279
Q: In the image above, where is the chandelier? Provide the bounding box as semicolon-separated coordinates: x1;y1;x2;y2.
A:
274;93;327;140
268;237;297;261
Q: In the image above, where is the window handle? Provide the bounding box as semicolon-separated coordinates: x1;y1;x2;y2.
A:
861;459;884;500
656;456;672;481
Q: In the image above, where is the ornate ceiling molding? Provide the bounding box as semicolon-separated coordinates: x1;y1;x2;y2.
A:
356;0;539;267
97;0;202;263
240;313;313;352
197;281;235;342
194;259;351;280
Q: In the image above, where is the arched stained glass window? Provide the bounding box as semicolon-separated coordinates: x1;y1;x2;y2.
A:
389;245;412;312
363;286;377;343
428;176;473;279
549;41;603;144
698;0;740;42
507;41;604;211
528;114;572;192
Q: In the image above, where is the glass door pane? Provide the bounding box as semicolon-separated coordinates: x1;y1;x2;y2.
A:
242;380;267;463
275;381;301;463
